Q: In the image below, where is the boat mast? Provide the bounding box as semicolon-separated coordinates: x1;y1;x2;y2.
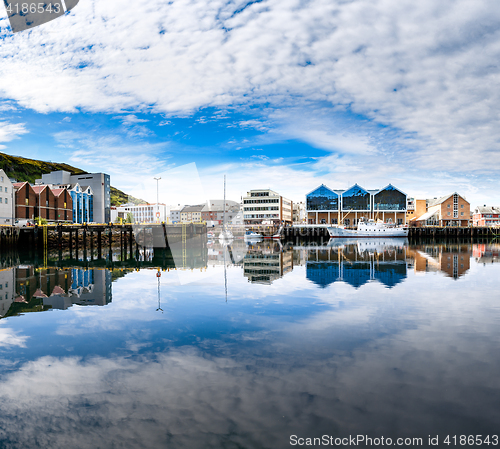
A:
223;175;226;234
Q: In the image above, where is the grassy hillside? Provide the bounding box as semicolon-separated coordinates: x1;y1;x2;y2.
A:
0;152;145;206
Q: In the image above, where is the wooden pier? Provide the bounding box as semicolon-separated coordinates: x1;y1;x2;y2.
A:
281;225;500;240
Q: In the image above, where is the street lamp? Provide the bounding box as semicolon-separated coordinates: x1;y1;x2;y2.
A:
154;177;161;222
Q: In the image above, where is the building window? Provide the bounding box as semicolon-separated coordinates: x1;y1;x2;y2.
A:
461;212;464;216
25;198;29;206
447;212;451;216
461;204;464;208
453;193;458;218
5;198;7;204
0;186;2;192
447;204;450;208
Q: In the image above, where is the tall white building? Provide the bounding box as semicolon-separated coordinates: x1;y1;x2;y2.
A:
0;170;14;225
242;189;293;225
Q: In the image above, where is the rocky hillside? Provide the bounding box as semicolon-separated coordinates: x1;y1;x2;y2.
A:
0;152;145;206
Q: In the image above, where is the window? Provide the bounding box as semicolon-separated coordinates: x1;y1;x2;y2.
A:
461;204;464;208
342;185;370;211
0;198;2;203
0;186;2;192
447;212;451;216
5;198;7;204
4;187;6;193
25;198;29;205
0;176;3;182
461;212;464;216
447;204;450;208
374;185;406;211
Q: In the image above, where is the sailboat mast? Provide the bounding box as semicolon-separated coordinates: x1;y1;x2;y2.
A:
223;175;226;233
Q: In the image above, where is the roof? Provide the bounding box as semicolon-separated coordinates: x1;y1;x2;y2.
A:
32;185;48;194
427;192;468;207
475;206;500;214
416;209;440;221
12;181;28;188
50;188;65;196
181;204;205;212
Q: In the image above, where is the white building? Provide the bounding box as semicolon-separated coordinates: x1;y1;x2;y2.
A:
170;205;184;224
293;201;306;224
0;170;14;225
111;203;168;223
243;189;293;225
0;267;15;317
37;170;111;223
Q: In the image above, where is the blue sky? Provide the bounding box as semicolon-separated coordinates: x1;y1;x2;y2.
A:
1;0;500;206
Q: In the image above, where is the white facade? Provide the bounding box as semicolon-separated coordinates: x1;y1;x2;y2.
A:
243;189;293;225
170;205;184;224
293;201;306;223
0;170;14;224
111;203;167;223
0;267;15;317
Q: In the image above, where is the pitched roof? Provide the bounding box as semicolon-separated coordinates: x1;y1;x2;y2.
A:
475;206;500;214
50;188;65;196
182;204;205;212
32;185;47;194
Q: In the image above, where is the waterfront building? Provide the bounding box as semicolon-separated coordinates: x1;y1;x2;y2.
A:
293;201;306;223
37;170;110;223
169;205;184;224
180;204;204;223
472;206;500;227
201;199;240;224
242;189;293;225
13;182;37;221
111;203;167;223
306;183;407;225
416;193;470;227
0;170;14;224
13;182;73;222
406;198;427;224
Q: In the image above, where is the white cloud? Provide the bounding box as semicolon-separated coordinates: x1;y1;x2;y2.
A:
0;120;28;142
0;0;498;174
0;326;28;348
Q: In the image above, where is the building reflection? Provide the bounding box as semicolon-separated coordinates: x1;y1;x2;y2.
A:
302;238;408;289
406;243;471;279
0;265;113;318
473;243;500;264
243;240;295;284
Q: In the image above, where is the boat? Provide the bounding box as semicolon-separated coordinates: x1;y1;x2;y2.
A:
244;231;263;240
326;218;408;238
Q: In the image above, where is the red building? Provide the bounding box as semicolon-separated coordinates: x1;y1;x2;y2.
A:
13;182;73;222
473;206;500;227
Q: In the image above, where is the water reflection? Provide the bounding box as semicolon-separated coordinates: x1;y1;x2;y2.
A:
0;265;113;318
0;241;499;447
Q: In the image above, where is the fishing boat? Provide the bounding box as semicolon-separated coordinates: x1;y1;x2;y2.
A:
244;230;263;239
326;218;408;238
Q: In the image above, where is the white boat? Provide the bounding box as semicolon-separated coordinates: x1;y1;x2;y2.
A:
244;231;263;239
327;218;408;238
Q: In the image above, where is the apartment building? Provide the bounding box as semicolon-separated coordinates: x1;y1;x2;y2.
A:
243;189;293;225
472;206;500;227
0;170;14;224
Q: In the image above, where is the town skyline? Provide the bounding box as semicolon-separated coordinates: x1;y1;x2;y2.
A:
1;1;499;208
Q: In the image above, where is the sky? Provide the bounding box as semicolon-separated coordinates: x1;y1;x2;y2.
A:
1;0;500;207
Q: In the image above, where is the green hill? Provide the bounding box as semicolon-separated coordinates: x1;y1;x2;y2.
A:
0;152;145;206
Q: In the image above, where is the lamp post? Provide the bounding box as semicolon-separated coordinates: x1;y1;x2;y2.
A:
154;177;161;222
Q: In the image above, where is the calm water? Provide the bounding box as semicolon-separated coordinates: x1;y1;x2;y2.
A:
0;239;499;448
